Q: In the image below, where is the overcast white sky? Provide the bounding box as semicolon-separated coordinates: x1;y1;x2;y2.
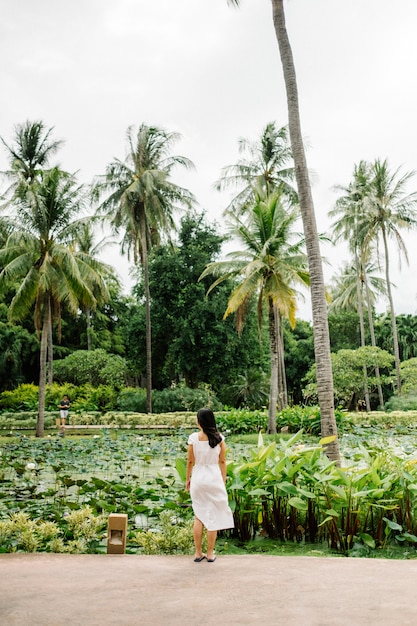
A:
2;0;417;320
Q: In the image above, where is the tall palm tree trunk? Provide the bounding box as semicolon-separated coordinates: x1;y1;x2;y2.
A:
362;264;385;409
272;0;339;463
355;254;371;411
268;300;279;433
381;226;401;394
275;308;288;410
140;211;153;413
47;297;53;385
86;307;93;350
36;302;50;437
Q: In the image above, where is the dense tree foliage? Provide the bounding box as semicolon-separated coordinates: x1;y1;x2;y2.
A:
328;312;361;352
53;349;128;389
283;319;314;405
0;321;39;391
305;346;394;410
127;213;269;400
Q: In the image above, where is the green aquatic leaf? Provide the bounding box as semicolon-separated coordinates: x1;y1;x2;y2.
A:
287;497;308;511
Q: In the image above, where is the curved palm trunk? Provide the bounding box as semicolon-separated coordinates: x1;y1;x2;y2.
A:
36;301;50;437
355;254;371;412
268;300;278;433
381;225;401;394
272;0;339;463
140;210;153;413
362;264;385;409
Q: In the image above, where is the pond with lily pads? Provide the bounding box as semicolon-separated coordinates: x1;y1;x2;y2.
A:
3;425;417;557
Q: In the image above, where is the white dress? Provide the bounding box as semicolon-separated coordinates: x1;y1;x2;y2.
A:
188;431;234;531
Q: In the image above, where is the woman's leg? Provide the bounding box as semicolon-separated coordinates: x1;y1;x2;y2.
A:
193;518;204;557
207;530;217;560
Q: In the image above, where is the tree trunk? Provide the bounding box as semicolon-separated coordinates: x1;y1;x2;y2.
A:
86;307;93;351
381;225;401;394
36;302;49;437
271;0;340;463
140;210;153;413
280;322;288;407
355;254;371;412
47;297;53;385
362;262;385;409
268;299;278;434
275;308;288;410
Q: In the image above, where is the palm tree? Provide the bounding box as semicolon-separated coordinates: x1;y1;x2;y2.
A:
94;124;194;412
363;159;417;394
200;185;309;433
227;0;340;462
215;121;298;213
329;262;386;409
68;219;115;350
228;368;269;409
396;315;417;361
1;120;65;384
0;167;106;436
0;120;63;195
216;122;298;408
330;162;387;409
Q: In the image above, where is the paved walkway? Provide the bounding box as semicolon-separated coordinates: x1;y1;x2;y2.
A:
1;554;417;625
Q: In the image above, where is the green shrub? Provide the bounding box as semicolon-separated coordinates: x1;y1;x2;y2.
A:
216;409;268;435
152;384;222;413
132;511;194;555
0;508;107;554
215;406;349;436
0;382;222;416
276;405;348;436
116;388;147;412
385;394;417;412
70;385;118;412
0;384;39;411
0;383;118;415
117;384;222;414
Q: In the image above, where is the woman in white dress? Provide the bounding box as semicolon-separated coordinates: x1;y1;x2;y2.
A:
185;408;234;562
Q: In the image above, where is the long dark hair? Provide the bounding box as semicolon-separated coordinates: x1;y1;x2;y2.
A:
197;408;222;448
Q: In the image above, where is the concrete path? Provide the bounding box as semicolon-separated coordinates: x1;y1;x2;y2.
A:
1;554;417;625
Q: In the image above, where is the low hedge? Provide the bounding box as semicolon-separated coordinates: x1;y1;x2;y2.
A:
0;411;197;431
0;406;352;436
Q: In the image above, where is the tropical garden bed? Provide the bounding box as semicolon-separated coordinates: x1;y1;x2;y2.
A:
2;410;417;558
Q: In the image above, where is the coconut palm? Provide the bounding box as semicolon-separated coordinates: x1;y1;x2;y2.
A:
228;368;269;409
200;185;309;433
68;219;115;350
227;0;340;461
329;261;387;409
363;159;417;394
94;124;194;412
0;120;63;198
216;122;298;408
330;162;387;408
0;167;106;436
215;121;297;213
1;121;66;383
